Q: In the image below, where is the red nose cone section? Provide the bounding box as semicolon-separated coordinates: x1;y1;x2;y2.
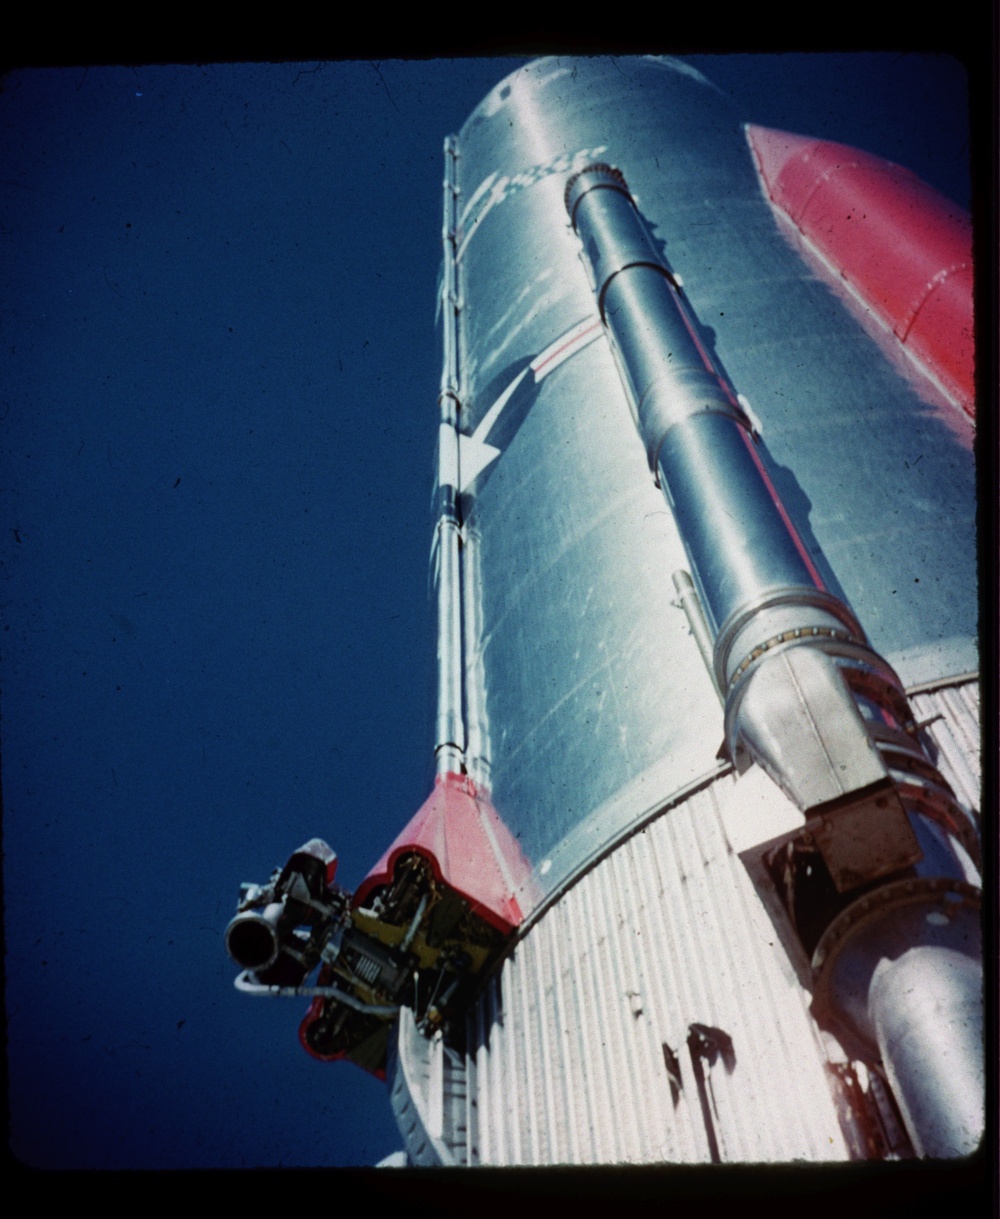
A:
746;124;974;417
354;772;535;934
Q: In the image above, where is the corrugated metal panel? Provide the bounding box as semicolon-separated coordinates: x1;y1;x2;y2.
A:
390;678;980;1165
910;679;980;816
461;772;852;1165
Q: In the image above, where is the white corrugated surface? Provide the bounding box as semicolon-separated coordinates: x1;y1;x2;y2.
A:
459;776;849;1164
390;677;980;1165
910;679;981;816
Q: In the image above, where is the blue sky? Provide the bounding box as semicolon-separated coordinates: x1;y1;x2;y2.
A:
1;54;972;1169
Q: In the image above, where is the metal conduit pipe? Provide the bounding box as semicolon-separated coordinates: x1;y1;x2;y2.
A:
235;970;402;1017
671;569;720;703
566;164;903;823
566;162;983;1156
870;948;983;1157
434;501;465;773
811;878;983;1157
435;136;467;775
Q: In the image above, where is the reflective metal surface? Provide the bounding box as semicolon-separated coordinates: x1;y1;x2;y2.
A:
565;169;940;866
451;56;976;899
810;876;982;1156
434;136;465;773
870;947;983;1157
671;569;718;699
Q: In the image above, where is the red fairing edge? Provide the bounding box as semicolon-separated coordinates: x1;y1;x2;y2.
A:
354;772;534;935
746;124;974;418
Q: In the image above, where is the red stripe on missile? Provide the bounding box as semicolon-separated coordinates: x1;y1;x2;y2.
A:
531;317;602;378
746;125;974;418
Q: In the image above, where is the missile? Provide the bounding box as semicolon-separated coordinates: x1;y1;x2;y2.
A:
225;56;980;1163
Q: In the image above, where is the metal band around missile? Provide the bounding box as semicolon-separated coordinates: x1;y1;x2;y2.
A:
712;584;866;694
566;164;746;467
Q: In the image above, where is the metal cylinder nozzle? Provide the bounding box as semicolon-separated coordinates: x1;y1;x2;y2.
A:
225;902;287;971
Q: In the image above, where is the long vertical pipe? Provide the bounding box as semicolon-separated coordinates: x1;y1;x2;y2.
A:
462;524;491;788
435;137;466;775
